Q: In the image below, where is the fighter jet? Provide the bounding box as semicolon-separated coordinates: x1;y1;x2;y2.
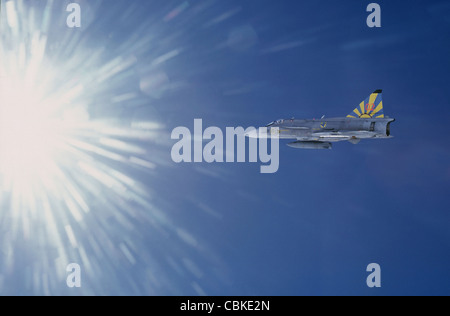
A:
246;90;395;149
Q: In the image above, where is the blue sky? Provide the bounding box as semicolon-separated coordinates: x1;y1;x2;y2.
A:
159;0;450;295
0;0;449;295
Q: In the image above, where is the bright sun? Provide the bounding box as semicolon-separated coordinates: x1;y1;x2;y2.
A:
0;75;59;188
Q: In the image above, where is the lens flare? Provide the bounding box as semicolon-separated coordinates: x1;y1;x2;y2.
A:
0;0;229;296
0;2;163;209
0;0;196;295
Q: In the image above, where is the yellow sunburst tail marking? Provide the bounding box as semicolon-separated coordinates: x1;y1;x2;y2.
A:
347;90;384;118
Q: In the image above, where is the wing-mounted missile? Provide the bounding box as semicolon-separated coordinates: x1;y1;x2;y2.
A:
287;141;332;149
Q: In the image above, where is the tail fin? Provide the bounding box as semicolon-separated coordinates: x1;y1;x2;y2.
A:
347;90;384;118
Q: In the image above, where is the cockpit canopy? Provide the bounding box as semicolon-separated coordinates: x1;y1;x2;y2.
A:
266;119;284;127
